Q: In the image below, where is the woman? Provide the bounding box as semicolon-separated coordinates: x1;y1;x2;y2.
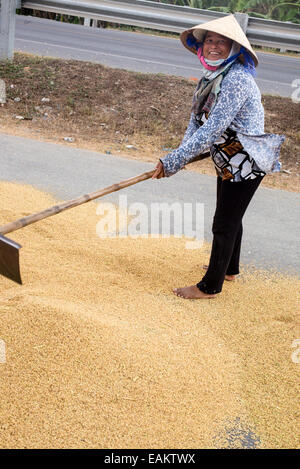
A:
152;14;285;300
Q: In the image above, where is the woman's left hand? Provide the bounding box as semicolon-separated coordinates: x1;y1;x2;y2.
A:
152;160;165;179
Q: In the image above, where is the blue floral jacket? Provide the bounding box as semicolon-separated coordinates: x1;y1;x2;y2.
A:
161;61;285;177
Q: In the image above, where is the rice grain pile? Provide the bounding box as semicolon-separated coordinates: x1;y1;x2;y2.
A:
0;182;299;449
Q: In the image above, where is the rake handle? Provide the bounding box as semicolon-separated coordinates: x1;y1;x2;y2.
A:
0;170;155;236
0;150;210;236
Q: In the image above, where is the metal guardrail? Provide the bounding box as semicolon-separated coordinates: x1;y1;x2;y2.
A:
21;0;300;52
22;0;232;32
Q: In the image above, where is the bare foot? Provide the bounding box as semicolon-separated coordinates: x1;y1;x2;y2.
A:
202;264;236;282
173;285;216;299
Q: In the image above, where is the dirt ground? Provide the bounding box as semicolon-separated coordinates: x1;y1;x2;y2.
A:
0;53;299;192
0;181;299;449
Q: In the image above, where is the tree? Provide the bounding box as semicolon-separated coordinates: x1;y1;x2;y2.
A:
156;0;300;23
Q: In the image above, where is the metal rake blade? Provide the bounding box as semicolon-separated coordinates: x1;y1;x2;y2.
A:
0;235;22;284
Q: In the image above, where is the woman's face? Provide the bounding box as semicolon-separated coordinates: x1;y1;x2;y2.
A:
202;32;233;60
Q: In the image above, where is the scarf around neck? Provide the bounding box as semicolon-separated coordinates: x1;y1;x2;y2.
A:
192;42;241;119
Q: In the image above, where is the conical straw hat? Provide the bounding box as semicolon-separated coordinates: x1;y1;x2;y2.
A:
180;14;258;66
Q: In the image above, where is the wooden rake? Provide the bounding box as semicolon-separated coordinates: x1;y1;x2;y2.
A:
0;152;209;284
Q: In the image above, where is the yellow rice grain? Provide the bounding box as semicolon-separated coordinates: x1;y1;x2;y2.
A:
0;182;299;449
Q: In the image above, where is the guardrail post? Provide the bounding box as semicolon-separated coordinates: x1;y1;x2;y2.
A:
234;12;249;33
84;17;99;28
0;0;17;60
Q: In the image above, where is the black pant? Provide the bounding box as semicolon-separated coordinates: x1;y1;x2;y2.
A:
197;175;264;294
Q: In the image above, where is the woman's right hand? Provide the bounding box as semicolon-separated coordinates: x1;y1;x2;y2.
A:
152;160;165;179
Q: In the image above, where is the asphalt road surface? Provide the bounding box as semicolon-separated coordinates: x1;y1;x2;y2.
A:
15;15;300;98
1;133;299;275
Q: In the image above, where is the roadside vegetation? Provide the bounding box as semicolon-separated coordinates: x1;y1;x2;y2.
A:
0;53;299;192
155;0;300;23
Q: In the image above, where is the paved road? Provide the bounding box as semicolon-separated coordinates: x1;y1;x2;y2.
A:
15;15;300;98
1;133;299;275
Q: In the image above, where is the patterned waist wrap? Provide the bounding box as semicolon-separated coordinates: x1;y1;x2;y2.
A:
193;73;265;182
